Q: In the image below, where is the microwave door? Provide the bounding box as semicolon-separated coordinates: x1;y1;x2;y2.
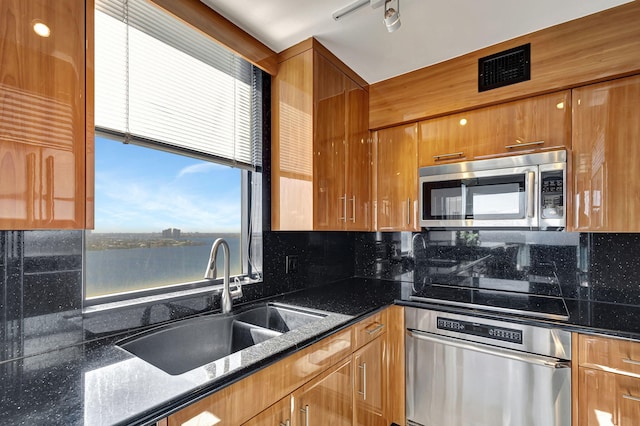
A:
421;166;538;228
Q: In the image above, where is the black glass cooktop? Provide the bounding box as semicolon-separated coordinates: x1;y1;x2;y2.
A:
410;278;569;321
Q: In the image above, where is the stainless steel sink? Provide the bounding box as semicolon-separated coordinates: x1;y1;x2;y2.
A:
117;303;326;375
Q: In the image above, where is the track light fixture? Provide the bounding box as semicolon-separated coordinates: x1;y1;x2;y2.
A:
383;0;401;32
332;0;402;32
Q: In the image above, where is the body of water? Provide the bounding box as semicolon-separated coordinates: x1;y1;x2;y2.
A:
85;236;241;298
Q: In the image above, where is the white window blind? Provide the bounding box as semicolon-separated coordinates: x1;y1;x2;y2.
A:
95;0;261;169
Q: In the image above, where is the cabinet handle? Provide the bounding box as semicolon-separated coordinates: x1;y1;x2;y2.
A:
338;195;347;222
623;394;640;403
527;171;535;218
407;198;411;225
365;323;385;335
358;362;367;400
350;196;356;223
623;358;640;366
300;405;309;426
504;140;545;149
279;421;291;426
433;152;464;160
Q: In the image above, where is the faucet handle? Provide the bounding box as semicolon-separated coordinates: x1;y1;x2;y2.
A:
230;277;243;300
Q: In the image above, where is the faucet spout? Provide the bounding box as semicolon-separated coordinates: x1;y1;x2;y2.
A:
204;238;233;313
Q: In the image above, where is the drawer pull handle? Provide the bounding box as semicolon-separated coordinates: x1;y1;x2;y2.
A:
279;421;291;426
365;323;385;335
433;152;464;160
504;140;545;149
623;358;640;366
623;394;640;403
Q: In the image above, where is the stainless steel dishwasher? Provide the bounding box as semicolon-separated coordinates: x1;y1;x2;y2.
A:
405;307;572;426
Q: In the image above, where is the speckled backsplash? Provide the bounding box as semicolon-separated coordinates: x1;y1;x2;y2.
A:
1;228;640;366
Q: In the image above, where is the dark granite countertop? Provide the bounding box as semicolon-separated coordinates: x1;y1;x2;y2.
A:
2;276;640;426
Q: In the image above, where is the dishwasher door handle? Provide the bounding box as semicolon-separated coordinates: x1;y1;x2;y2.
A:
407;329;570;368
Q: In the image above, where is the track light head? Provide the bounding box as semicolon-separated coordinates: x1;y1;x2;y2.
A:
383;0;401;32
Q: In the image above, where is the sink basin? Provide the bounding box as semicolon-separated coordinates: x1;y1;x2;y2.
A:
118;303;326;375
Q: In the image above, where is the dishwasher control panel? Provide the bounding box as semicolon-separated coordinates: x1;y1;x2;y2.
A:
437;317;523;344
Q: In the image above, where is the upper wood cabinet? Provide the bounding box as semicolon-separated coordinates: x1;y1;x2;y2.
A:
0;0;93;229
418;91;570;167
374;123;418;231
570;74;640;232
272;39;370;231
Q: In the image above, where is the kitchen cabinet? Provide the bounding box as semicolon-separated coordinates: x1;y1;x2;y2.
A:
418;91;570;167
570;74;640;231
374;123;418;231
577;334;640;426
0;0;93;229
272;38;370;231
241;396;292;426
293;357;353;425
353;338;385;426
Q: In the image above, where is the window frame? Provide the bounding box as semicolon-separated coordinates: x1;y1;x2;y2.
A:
82;130;262;308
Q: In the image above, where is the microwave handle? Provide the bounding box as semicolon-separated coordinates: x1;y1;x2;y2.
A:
527;171;535;218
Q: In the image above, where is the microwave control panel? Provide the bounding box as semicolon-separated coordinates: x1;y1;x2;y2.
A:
540;170;564;219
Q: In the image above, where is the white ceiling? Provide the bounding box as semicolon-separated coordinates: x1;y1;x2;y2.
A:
201;0;633;84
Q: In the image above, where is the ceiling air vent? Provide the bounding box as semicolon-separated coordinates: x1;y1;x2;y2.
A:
478;43;531;92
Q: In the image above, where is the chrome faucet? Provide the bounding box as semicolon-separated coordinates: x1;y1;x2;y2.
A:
204;238;241;313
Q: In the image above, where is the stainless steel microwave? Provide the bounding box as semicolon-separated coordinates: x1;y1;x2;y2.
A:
419;151;566;230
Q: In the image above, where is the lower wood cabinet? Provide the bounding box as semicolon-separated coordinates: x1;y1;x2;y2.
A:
294;357;353;425
168;307;402;426
576;334;640;426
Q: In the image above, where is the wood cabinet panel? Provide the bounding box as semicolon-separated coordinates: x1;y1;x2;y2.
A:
579;334;640;377
293;357;353;426
386;305;405;426
272;39;369;231
375;123;418;231
370;1;640;129
571;75;640;231
617;374;640;426
578;367;617;426
353;310;386;350
353;338;385;426
418;91;570;167
169;328;352;426
271;49;314;230
0;0;90;229
314;52;346;230
242;396;292;426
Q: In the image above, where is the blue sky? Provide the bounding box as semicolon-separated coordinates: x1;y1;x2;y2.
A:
94;136;242;233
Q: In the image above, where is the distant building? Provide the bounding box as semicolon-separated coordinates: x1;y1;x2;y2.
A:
162;228;181;238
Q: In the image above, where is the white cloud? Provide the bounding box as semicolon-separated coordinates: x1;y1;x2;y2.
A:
176;162;220;178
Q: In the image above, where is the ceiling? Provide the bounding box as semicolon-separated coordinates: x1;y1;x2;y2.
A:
201;0;633;84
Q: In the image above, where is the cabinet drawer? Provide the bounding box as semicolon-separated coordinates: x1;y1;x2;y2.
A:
353;310;387;350
579;334;640;376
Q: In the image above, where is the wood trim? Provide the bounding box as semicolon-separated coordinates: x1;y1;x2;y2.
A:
370;1;640;129
85;0;94;229
277;38;369;89
386;305;405;425
148;0;277;75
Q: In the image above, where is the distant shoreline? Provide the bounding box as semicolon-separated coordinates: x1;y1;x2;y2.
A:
86;233;240;251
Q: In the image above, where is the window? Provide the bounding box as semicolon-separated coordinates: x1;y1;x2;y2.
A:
87;0;263;304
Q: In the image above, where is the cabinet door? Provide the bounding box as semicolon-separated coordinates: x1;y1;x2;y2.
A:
0;0;89;229
293;358;352;426
418;91;570;167
345;79;370;231
571;75;640;231
313;52;346;230
617;374;640;426
578;368;617;426
375;123;418;231
353;337;385;426
473;91;570;159
243;396;292;426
